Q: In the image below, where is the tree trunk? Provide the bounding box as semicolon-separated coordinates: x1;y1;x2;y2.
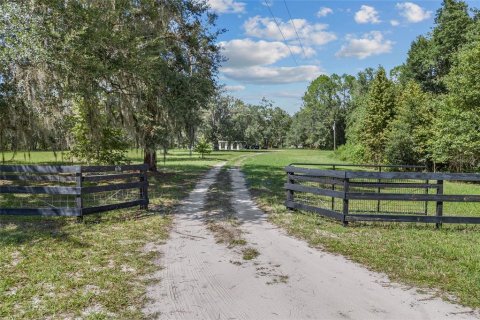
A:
144;149;157;172
163;145;167;165
188;125;195;157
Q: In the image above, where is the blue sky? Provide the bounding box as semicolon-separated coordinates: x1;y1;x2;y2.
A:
207;0;479;114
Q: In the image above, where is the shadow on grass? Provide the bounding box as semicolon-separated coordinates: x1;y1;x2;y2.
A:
0;217;89;247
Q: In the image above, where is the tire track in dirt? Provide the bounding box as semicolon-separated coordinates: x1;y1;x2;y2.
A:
143;164;248;320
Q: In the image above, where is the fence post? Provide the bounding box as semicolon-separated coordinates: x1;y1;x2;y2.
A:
435;179;444;229
424;179;429;215
76;166;83;222
377;166;381;213
140;165;149;210
286;171;295;210
331;165;336;211
342;177;349;226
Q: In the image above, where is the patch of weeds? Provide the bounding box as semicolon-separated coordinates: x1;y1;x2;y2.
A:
206;222;244;248
242;247;260;260
231;239;247;246
255;264;288;285
204;168;235;219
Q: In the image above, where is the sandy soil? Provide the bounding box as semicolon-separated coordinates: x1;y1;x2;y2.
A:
143;164;478;320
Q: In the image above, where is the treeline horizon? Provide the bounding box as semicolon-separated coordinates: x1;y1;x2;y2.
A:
1;0;479;172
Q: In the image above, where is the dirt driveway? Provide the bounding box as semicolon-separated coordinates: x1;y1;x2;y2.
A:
143;164;478;320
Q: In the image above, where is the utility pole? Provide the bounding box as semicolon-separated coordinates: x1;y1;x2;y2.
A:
333;120;336;151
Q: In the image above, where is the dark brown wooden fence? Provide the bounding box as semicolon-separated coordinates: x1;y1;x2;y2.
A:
0;164;149;219
284;164;480;227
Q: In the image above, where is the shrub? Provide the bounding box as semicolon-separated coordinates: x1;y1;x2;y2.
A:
194;139;212;159
68;99;129;164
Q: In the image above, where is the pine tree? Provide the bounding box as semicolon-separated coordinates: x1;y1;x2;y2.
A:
194;139;212;159
384;81;434;166
432;0;473;84
403;36;437;92
361;68;396;163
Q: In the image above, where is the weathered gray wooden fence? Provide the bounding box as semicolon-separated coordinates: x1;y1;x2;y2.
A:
0;164;149;219
285;164;480;227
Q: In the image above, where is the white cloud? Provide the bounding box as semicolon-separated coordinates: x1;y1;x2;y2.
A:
219;39;314;68
336;31;393;59
275;90;304;99
390;19;400;26
317;7;333;18
219;38;321;85
396;2;432;23
243;16;336;46
207;0;245;14
224;85;245;92
354;5;381;24
221;65;323;84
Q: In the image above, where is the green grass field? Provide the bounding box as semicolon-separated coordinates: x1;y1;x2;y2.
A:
241;149;480;308
0;150;253;319
0;149;244;165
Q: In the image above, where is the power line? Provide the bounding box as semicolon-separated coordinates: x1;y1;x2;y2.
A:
263;0;298;66
283;0;308;59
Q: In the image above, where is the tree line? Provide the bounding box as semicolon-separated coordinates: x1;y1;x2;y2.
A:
201;96;291;149
290;0;480;171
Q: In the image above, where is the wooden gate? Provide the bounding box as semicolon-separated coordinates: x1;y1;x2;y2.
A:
0;164;149;218
285;164;480;226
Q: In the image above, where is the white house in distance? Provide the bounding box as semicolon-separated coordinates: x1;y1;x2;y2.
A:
218;141;245;151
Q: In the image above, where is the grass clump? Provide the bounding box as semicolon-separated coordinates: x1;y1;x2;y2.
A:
242;247;260;261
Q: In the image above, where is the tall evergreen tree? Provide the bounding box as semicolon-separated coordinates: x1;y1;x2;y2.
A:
432;0;473;86
361;67;396;163
403;0;473;93
403;36;437;92
384;81;434;166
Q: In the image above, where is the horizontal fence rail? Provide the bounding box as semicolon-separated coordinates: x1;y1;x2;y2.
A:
0;164;149;219
284;163;480;227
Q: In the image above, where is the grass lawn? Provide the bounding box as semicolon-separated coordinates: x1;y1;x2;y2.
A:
241;149;480;308
0;150;253;319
